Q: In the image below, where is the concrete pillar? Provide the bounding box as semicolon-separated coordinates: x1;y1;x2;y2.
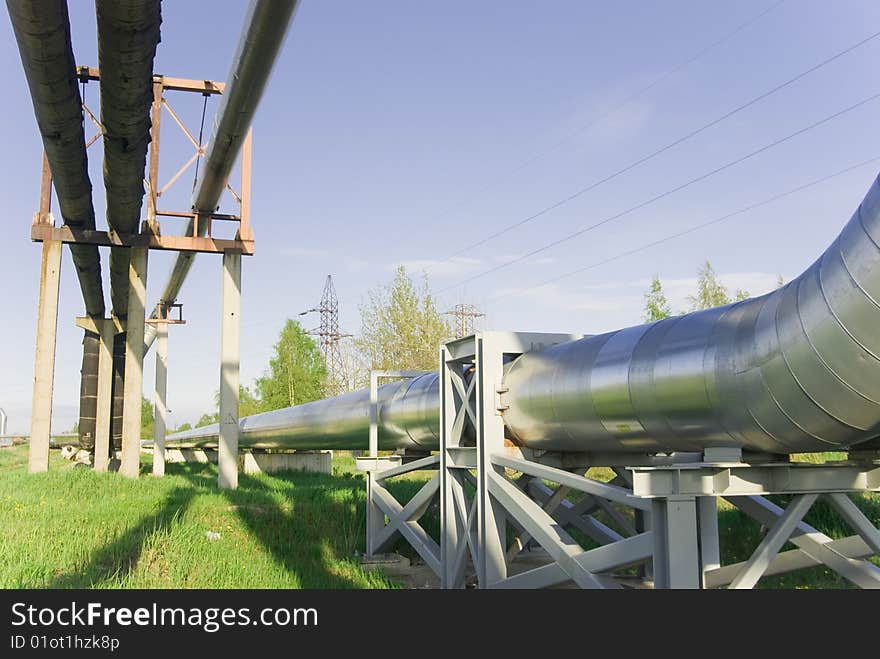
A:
218;249;241;490
120;247;148;478
93;319;116;472
152;321;168;477
29;239;62;473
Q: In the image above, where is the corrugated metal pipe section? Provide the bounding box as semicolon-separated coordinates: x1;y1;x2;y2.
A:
96;0;161;316
7;0;105;318
171;173;880;456
143;0;300;354
7;0;109;448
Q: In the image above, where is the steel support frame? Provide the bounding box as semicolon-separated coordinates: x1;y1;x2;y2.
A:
368;370;430;458
434;331;880;589
28;68;254;478
363;454;442;575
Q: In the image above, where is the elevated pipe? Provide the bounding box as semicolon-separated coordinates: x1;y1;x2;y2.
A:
7;0;105;318
96;0;162;316
7;0;109;449
170;173;880;455
143;0;300;353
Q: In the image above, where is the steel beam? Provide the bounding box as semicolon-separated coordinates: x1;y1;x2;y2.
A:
651;496;700;589
728;495;880;589
729;494;818;589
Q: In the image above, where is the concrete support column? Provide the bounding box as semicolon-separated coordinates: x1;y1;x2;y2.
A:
218;249;241;490
29;239;62;473
152;321;168;477
120;247;148;478
93;319;116;472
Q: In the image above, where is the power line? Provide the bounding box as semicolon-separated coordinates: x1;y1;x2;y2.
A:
423;0;786;234
437;89;880;294
431;27;880;270
487;155;880;304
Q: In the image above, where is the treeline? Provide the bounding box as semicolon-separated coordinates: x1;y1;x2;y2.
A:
174;265;454;429
644;260;784;322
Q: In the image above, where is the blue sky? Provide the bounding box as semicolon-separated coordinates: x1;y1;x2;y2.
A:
2;0;879;432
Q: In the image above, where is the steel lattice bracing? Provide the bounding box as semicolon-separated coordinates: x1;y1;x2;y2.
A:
143;0;301;355
305;275;351;396
444;303;484;338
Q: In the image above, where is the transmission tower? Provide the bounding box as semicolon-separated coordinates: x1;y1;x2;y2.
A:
300;275;352;396
444;303;485;338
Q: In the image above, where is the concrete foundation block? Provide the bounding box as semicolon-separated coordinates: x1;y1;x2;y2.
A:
242;450;332;475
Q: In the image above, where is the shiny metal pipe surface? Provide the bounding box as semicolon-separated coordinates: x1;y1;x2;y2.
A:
169;373;440;450
170;176;880;455
143;0;299;353
504;173;880;454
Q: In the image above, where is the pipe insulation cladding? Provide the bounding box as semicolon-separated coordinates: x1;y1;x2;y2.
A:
170;173;880;455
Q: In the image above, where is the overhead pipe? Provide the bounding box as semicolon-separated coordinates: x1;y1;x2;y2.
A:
96;0;162;316
170;173;880;455
7;0;109;450
143;0;300;353
7;0;105;318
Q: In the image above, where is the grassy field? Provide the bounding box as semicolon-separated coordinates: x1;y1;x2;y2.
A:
0;444;876;588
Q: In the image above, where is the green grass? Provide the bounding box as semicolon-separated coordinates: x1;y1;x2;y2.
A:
0;445;396;588
1;445;877;588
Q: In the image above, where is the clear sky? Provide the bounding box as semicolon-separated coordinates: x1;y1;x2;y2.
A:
2;0;879;433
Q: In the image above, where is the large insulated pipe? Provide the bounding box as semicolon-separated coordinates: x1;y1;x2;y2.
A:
8;0;109;450
7;0;105;318
170;173;880;455
96;0;162;316
143;0;300;353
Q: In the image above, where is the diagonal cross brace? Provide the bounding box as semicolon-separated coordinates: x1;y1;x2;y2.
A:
487;470;606;588
370;474;442;575
728;495;880;589
728;494;817;589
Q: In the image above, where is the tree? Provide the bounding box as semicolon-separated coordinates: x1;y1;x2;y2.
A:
195;384;266;427
687;260;731;311
141;396;154;439
734;288;750;302
175;422;192;433
355;265;450;377
256;319;327;411
776;274;785;288
195;413;217;428
643;276;672;322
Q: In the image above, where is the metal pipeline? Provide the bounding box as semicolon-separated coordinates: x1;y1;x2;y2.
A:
7;0;105;318
96;0;162;316
170;173;880;455
143;0;300;353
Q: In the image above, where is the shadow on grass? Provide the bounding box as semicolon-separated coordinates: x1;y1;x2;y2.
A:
172;462;382;588
47;486;196;588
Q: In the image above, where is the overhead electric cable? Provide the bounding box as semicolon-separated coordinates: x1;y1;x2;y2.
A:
437;90;880;294
430;27;880;270
486;155;880;304
424;0;787;233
